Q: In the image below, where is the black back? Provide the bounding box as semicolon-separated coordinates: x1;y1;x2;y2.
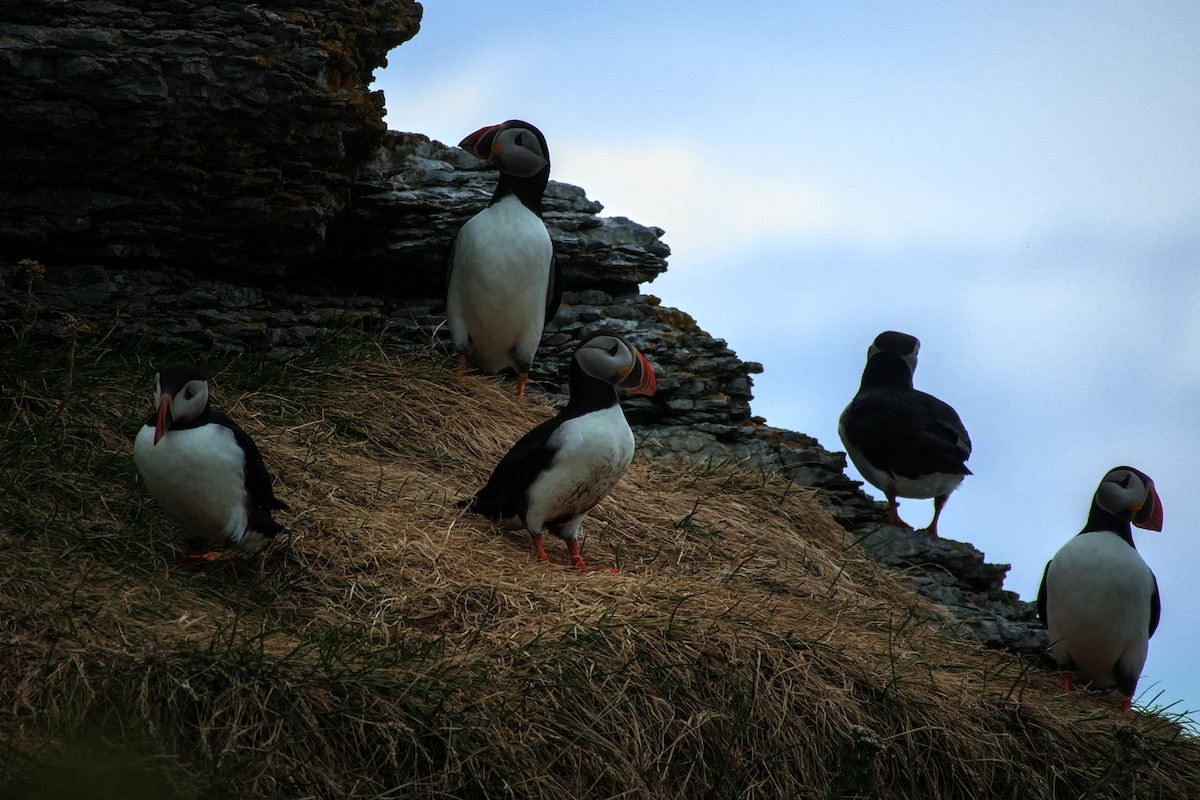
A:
843;349;972;479
212;409;287;536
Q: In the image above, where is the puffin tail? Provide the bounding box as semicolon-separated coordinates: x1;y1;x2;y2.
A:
459;487;512;521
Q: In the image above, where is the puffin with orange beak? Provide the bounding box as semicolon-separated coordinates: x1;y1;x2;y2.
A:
1037;466;1164;711
445;119;561;399
133;362;286;559
462;331;657;571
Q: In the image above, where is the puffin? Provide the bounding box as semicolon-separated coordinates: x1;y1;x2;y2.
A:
1037;466;1163;712
461;330;657;570
133;361;287;559
446;119;561;399
838;331;972;536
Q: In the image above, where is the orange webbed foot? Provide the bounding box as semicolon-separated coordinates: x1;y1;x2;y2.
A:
567;539;618;573
181;549;225;565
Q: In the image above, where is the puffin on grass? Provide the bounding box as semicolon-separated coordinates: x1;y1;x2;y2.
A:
838;331;972;536
461;330;657;571
133;362;287;560
1037;466;1163;712
446;119;562;399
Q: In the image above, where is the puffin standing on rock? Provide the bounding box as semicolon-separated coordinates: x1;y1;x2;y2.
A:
838;331;972;537
133;362;287;560
461;331;657;571
446;119;561;399
1037;466;1163;712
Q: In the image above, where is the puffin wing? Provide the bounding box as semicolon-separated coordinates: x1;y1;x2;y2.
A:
545;250;562;324
843;389;971;477
1036;561;1051;628
1149;573;1161;638
443;230;460;302
468;415;566;520
921;390;973;460
211;411;288;517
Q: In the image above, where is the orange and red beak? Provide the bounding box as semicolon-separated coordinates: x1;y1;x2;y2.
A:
153;395;174;445
618;348;657;397
458;124;502;159
1133;482;1164;531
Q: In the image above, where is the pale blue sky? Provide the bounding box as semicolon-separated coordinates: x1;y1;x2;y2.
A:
377;2;1200;720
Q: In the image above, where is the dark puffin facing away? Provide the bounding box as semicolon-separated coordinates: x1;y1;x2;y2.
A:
838;331;972;537
1037;466;1163;712
462;331;657;571
446;119;562;399
133;362;286;560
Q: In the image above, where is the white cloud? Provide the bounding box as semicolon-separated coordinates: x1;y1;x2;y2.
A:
553;138;836;263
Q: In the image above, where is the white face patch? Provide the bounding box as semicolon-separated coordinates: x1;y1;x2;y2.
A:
575;335;633;384
173;379;209;421
153;373;209;423
1095;468;1149;521
493;127;549;177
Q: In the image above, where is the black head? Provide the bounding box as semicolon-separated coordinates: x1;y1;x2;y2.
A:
150;361;210;444
859;330;920;388
1092;465;1164;532
459;119;550;178
573;330;657;397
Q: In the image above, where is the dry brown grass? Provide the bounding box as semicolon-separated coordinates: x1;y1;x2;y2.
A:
2;333;1198;799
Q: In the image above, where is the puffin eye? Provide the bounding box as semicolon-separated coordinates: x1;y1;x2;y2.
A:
1117;474;1131;489
184;387;196;401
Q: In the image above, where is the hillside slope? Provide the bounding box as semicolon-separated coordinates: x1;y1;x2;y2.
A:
2;335;1197;799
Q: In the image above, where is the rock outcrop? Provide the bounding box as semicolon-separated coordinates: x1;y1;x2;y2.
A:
0;0;422;274
0;2;1047;657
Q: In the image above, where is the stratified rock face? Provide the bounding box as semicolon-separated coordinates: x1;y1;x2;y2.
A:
0;0;422;274
854;527;1049;656
339;132;672;297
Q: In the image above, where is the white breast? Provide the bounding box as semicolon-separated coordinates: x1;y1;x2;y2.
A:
447;195;553;373
1045;531;1156;687
133;422;249;546
524;405;634;536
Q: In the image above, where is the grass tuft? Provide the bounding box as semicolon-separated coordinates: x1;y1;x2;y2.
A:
1;330;1198;798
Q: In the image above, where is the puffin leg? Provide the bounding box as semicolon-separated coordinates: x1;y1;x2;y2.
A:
926;494;949;537
1115;671;1138;713
531;533;550;563
565;538;619;574
1060;671;1075;694
515;372;528;399
566;538;587;570
884;491;912;529
456;353;468;377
